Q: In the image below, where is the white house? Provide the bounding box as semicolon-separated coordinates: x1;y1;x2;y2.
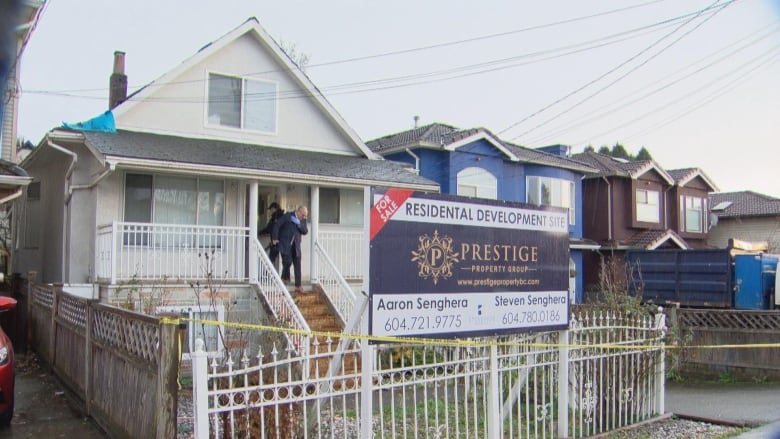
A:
13;18;437;343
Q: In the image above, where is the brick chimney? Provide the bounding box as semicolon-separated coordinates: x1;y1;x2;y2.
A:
109;51;127;110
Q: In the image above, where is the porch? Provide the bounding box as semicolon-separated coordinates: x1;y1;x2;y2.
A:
95;222;366;285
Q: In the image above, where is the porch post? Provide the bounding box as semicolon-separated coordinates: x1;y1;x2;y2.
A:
310;185;319;284
249;182;259;282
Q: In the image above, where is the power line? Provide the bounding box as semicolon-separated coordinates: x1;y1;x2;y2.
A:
498;0;734;139
569;44;780;147
22;0;668;95
23;8;707;106
521;23;780;146
619;49;780;144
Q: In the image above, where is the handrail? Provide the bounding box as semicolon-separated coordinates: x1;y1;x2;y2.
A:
251;237;310;356
313;240;357;326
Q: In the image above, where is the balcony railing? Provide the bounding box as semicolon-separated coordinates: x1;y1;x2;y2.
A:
96;222;249;283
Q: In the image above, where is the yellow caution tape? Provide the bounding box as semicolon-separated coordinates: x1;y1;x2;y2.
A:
160;317;780;351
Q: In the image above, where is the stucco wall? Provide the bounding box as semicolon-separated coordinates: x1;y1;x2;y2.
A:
116;33;358;156
708;217;780;253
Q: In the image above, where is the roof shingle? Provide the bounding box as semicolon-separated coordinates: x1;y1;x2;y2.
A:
367;123;596;173
709;191;780;218
77;129;439;189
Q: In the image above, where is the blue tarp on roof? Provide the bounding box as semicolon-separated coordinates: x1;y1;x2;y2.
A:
62;111;116;133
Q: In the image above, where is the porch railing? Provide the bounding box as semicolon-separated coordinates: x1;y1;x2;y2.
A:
313;240;358;327
318;229;364;280
96;222;249;283
252;237;310;356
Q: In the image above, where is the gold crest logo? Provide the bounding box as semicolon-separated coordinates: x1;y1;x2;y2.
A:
411;230;459;285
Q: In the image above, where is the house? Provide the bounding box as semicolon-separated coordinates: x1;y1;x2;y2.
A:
708;191;780;253
13;18;438;349
571;152;718;291
1;0;45;164
366;123;598;302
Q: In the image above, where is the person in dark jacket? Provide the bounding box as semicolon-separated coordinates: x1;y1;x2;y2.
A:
259;202;284;266
272;206;308;293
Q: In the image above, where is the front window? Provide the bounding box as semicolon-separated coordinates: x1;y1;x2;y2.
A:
207;73;277;133
636;189;660;223
123;174;225;245
681;196;705;233
320;188;363;226
457;167;497;200
526;176;575;225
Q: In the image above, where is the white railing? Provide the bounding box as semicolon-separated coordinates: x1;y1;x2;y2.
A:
313;240;357;326
96;222;249;283
318;229;364;280
191;309;667;438
252;237;310;355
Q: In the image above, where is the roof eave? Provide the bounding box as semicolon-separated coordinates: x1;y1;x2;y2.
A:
104;155;439;191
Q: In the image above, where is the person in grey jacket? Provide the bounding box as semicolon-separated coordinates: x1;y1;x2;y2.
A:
272;206;308;293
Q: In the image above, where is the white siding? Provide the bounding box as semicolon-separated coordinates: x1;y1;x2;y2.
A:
116;33;357;156
708;217;780;253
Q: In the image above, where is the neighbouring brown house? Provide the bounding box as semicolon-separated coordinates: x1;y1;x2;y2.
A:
571;152;718;292
708;191;780;253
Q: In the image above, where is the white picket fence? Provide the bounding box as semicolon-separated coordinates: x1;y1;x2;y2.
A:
190;310;666;438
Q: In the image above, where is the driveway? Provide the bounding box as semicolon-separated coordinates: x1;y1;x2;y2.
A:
666;381;780;426
0;353;106;439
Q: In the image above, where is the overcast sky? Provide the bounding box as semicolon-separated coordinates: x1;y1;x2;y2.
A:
17;0;780;197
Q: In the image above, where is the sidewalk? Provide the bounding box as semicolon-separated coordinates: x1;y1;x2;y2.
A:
0;353;106;439
666;381;780;439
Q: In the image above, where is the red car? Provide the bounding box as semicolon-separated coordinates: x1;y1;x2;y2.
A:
0;296;16;426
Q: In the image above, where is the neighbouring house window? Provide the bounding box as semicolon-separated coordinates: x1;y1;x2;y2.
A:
124;174;225;246
24;181;41;248
636;189;660;223
207;73;277;133
320;188;363;226
681;196;705;233
526;176;575;225
457;167;497;200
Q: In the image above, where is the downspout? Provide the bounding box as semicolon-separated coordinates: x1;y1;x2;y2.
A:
67;161;116;204
601;176;612;241
47;139;77;283
47;139;77;193
405;148;420;174
0;188;24;205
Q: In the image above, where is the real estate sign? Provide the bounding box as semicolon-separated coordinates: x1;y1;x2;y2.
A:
369;188;570;340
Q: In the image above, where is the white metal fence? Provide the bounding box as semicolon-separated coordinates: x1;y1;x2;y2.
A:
96;222;249;283
190;310;666;438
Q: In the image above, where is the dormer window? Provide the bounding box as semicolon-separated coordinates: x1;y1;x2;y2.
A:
207;73;277;133
636;189;660;223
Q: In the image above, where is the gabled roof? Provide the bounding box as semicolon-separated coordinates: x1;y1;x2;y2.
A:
112;17;379;159
51;129;437;190
667;167;718;191
367;123;596;173
624;229;689;250
367;123;518;159
709;191;780;218
571;151;674;184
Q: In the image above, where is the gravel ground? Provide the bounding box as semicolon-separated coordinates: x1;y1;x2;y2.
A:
175;394;748;439
602;416;747;439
